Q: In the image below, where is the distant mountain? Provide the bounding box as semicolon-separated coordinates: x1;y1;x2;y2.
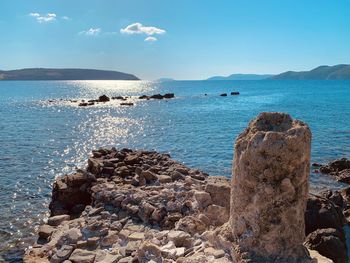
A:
207;74;273;81
157;78;175;82
271;64;350;80
0;68;139;80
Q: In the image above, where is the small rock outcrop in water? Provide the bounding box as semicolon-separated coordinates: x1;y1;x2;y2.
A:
139;93;175;100
317;158;350;184
98;95;110;102
230;92;239;95
230;112;312;262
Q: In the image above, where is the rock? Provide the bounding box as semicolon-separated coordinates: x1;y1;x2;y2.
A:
305;195;345;235
112;96;126;100
138;242;162;262
320;190;344;209
163;93;175;99
205;205;228;226
96;253;122;263
139;95;149;100
102;167;115;175
150;94;164;99
161;241;185;259
120;102;134;106
167;230;192;247
116;166;130;177
319;158;350;183
321;158;350;173
38;224;55;239
171;171;185;181
88;158;101;174
78;102;88;107
98;95;110;102
194;191;212;208
220;93;227;96
175;216;207;235
58;228;82;245
157;174;172;184
141;170;157;182
305;228;347;263
230;112;312;261
308;249;333;263
50;245;74;263
69;249;96;263
336;169;350;184
204;247;225;258
128;232;145;241
205;176;230;209
124;154;140;165
230;92;240;95
48;215;70;226
100;232;119;247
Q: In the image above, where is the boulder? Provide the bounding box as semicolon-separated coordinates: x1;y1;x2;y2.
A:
305;228;347;263
305;195;345;235
98;95;110;102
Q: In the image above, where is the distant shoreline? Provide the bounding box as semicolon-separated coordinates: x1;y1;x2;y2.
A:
0;68;139;81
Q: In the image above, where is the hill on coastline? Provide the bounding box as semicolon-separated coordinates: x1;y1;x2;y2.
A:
207;74;273;81
271;64;350;80
0;68;139;80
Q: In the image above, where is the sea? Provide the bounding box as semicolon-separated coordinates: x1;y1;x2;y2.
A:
0;80;350;261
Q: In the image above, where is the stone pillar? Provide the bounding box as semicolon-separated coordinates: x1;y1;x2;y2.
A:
230;112;312;262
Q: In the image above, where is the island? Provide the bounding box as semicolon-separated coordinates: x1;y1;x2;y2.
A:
0;68;139;81
206;74;273;81
270;64;350;80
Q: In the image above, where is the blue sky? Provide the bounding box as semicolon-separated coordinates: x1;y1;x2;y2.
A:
1;0;350;79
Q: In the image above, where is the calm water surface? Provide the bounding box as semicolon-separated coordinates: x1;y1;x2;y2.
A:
0;80;349;260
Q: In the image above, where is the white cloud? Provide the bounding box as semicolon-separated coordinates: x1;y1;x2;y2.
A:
29;12;57;23
144;36;157;42
29;12;40;17
79;28;101;36
120;22;166;36
61;16;70;20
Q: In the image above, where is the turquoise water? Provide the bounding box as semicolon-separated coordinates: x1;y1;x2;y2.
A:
0;80;350;258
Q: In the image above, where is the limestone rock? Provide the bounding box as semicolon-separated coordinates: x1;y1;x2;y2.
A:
69;249;96;263
38;224;55;239
50;245;74;263
48;215;70;226
230;112;312;261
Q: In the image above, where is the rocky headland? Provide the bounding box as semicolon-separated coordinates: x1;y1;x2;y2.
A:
24;113;350;263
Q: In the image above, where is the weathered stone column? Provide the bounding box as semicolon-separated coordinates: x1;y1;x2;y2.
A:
230;112;312;262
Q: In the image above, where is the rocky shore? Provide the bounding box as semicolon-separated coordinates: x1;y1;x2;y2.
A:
24;113;350;263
